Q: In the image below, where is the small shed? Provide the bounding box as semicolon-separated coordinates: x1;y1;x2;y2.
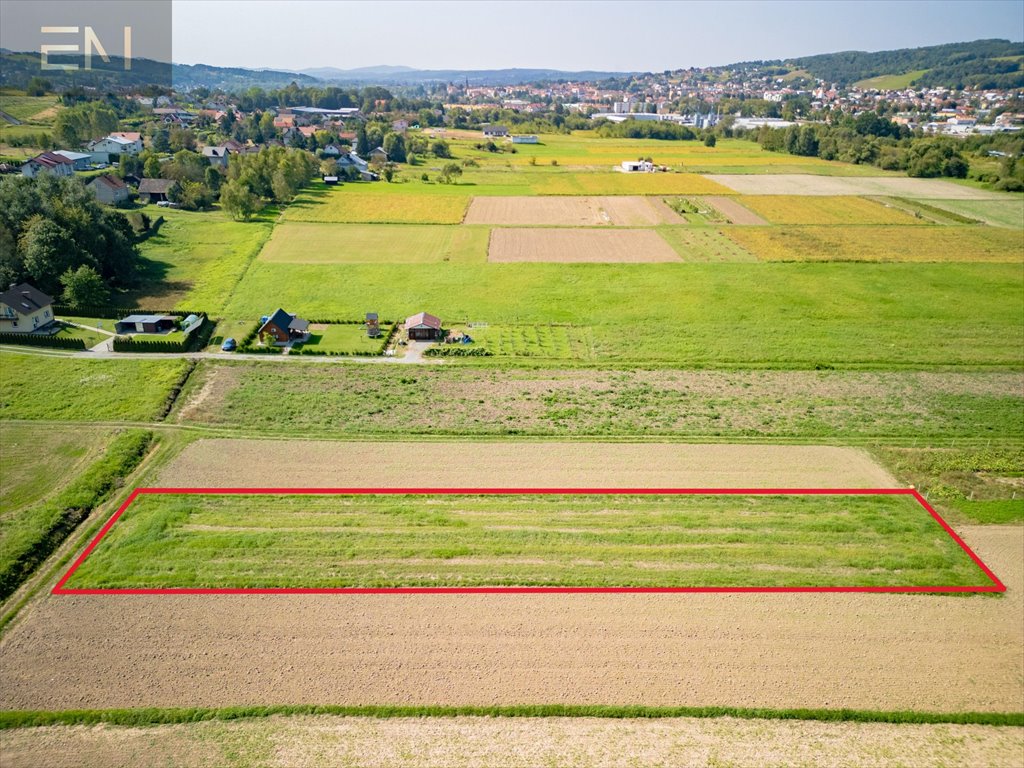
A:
258;307;310;344
366;311;380;338
115;314;177;334
138;178;179;203
323;175;339;185
404;311;443;341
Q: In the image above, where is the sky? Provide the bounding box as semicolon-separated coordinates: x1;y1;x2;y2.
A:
171;0;1024;72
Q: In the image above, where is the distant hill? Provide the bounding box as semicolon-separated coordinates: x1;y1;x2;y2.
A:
171;63;318;91
790;39;1024;89
298;66;633;85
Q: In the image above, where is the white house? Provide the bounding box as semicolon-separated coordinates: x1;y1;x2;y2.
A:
0;283;55;333
21;152;75;178
88;132;144;161
482;124;509;138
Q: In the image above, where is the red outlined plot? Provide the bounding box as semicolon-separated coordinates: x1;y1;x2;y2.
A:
52;487;1005;595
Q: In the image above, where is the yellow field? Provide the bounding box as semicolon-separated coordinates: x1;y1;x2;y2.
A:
283;191;470;224
738;196;926;226
725;225;1024;263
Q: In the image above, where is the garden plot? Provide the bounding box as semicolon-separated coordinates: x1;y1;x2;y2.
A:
488;228;681;262
697;196;768;225
704;173;1017;199
464;195;684;226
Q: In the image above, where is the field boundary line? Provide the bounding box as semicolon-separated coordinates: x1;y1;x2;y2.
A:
51;487;1005;595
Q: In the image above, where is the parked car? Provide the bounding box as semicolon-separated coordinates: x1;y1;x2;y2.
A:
221;337;236;351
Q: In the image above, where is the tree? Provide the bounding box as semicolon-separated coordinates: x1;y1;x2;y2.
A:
320;158;338;177
20;217;79;292
383;132;407;163
704;133;717;147
431;139;452;158
144;154;162;179
356;125;370;156
438;162;462;184
176;181;214;211
60;265;109;306
25;77;51;97
382;163;395;182
204;166;223;193
219;179;262;221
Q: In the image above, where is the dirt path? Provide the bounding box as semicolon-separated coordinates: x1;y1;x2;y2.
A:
2;716;1021;768
700;196;768;225
155;439;899;488
1;526;1019;712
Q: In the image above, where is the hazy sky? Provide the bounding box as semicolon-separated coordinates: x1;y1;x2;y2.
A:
172;0;1024;72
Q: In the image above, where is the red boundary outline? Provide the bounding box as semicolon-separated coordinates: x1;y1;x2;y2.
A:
52;488;1006;595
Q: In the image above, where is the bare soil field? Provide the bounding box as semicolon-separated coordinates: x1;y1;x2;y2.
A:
703;173;1014;199
155;439;897;489
1;526;1019;712
464;195;683;226
699;196;768;225
3;716;1021;768
488;228;681;262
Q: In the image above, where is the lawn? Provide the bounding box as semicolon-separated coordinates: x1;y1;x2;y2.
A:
224;262;1024;365
0;90;61;121
282;184;472;224
131;207;275;313
725;225;1023;262
260;222;488;264
736;196;925;226
60;492;989;589
294;323;389;354
177;364;1023;440
49;322;107;348
0;353;191;422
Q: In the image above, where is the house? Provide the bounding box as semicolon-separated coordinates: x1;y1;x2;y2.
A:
404;311;443;341
510;135;539;144
53;150;93;170
137;178;179;203
368;146;388;163
322;143;344;156
258;308;310;345
482;124;509;138
21;152;74;178
0;283;55;333
87;174;130;205
392;119;409;133
115;314;177;334
89;132;144;158
202;145;231;168
297;126;318;139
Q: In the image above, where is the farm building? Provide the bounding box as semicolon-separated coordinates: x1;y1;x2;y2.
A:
87;174;130;205
620;160;654;173
0;282;55;333
405;311;443;341
483;125;509;138
258;308;311;345
53;150;93;170
510;135;539;144
114;314;177;334
138;178;179;203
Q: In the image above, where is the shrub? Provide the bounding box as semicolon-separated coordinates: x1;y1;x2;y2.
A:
0;332;85;350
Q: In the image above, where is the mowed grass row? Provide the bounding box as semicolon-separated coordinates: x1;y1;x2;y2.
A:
177;363;1024;440
224;262;1024;365
0;354;192;422
259;221;489;263
724;226;1023;263
62;493;989;589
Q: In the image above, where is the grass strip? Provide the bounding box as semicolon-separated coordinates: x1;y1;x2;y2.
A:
0;430;154;602
1;704;1020;730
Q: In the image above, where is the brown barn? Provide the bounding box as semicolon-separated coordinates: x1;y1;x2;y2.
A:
404;311;443;341
258;307;310;345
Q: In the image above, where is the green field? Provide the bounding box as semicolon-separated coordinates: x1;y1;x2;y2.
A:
447;324;595;358
912;199;1024;229
132;207;275;312
61;492;989;589
260;222;488;263
658;227;758;261
0;354;191;422
176;363;1023;439
224;262;1024;365
0;90;60;122
854;70;929;90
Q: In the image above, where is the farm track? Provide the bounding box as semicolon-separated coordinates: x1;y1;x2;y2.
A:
0;526;1019;712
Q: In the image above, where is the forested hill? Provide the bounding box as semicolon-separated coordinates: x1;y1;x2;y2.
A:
790;39;1024;89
